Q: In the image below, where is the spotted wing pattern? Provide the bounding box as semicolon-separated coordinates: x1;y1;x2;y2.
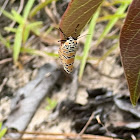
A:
59;36;78;74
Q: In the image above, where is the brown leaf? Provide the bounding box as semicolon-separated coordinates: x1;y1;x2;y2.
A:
59;0;103;40
120;0;140;105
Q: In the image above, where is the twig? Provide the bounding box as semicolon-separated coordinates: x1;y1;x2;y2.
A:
96;115;111;136
0;58;12;64
76;112;94;139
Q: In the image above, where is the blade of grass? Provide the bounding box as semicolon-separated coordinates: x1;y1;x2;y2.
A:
11;10;24;24
79;8;100;81
96;43;119;65
0;122;2;129
13;25;23;63
0;128;7;139
113;0;132;5
97;13;126;22
104;0;132;6
23;0;35;19
0;0;9;16
0;7;15;21
96;3;129;47
0;34;11;49
4;27;17;33
45;26;54;35
75;55;99;61
23;21;42;43
21;47;99;61
105;34;119;39
29;21;42;35
21;47;59;58
0;122;7;139
29;0;58;18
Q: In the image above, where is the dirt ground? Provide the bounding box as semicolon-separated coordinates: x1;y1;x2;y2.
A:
0;0;140;140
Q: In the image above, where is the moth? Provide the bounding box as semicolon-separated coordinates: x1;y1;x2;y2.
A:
58;25;79;74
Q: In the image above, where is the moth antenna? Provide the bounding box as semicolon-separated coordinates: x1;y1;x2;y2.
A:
77;34;90;39
74;24;80;38
58;39;67;43
58;27;68;39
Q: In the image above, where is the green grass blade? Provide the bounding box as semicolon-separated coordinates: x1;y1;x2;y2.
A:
79;8;100;81
4;27;17;33
0;122;2;130
46;97;57;111
29;0;58;18
0;123;7;139
13;25;23;63
29;21;42;35
0;128;7;139
0;34;11;49
112;0;132;5
75;55;98;61
23;0;35;19
23;21;42;43
0;7;15;21
96;43;119;65
21;47;99;61
11;10;24;24
96;3;129;47
97;13;126;22
22;26;30;44
21;47;59;58
105;34;119;40
28;21;42;29
45;26;54;35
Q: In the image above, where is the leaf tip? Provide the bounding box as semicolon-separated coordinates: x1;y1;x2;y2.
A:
130;95;139;107
132;102;136;107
